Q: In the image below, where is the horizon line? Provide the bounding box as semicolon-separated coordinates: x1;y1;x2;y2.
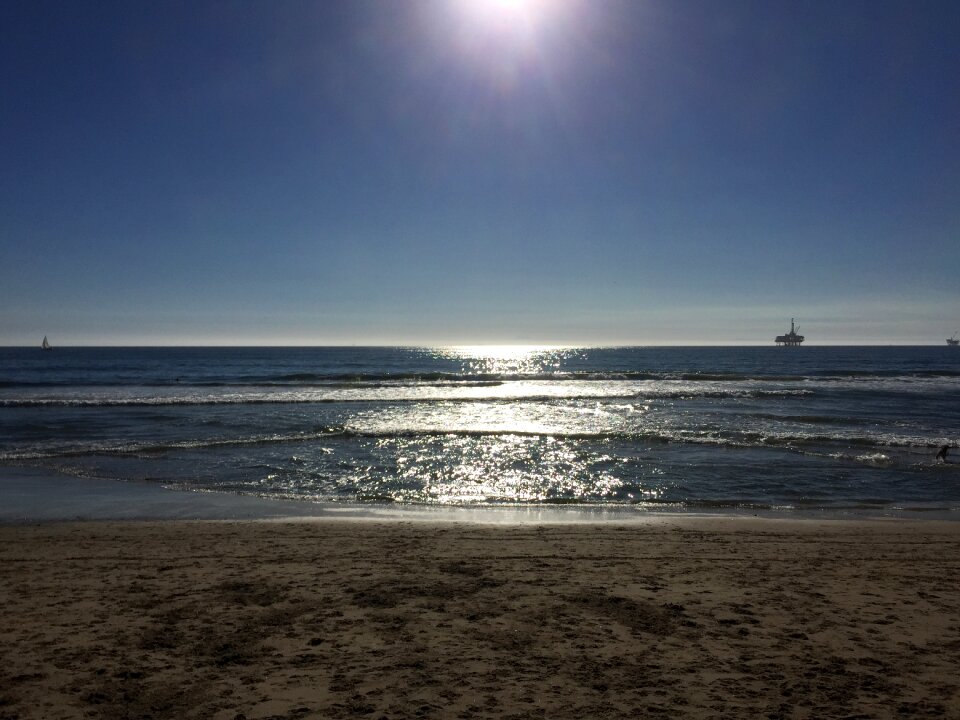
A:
2;342;955;349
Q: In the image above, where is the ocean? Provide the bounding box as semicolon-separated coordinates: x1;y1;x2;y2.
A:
2;345;959;516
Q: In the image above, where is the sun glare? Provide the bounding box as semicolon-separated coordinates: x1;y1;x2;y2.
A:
441;0;568;91
455;0;553;35
486;0;534;17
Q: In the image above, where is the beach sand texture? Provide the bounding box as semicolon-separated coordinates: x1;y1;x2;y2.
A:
1;518;959;719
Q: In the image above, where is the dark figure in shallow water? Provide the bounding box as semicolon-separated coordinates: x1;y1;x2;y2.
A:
937;445;950;462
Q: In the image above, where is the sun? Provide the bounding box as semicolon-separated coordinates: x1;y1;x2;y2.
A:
455;0;552;32
431;0;573;94
485;0;536;16
447;0;562;61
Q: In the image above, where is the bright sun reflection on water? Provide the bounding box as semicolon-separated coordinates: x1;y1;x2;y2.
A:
445;344;564;359
377;433;631;505
439;345;575;376
391;345;635;503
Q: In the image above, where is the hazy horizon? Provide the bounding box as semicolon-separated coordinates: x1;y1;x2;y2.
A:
8;339;959;349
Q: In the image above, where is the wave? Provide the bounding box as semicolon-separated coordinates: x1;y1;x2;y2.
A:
0;385;815;408
741;412;866;425
0;430;347;460
5;368;960;389
2;425;949;461
0;390;812;408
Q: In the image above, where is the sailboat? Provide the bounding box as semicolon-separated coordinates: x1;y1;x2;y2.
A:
948;333;959;347
41;336;52;351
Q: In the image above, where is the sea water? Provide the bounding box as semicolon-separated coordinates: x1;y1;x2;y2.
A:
1;346;959;515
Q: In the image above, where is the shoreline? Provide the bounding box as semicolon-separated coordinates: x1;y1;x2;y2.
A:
2;466;958;525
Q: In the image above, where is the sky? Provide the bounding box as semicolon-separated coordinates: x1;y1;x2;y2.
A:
1;0;958;346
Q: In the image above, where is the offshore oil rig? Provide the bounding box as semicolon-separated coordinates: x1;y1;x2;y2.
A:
775;318;805;346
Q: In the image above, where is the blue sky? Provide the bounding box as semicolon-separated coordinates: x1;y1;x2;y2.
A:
2;0;958;345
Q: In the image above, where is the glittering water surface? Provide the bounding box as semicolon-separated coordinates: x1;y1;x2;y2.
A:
2;346;959;513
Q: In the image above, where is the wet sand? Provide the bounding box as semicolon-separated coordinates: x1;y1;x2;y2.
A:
2;517;960;719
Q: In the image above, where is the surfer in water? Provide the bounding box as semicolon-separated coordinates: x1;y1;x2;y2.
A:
936;445;950;463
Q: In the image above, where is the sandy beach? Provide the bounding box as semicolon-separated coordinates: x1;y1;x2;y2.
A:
1;517;959;719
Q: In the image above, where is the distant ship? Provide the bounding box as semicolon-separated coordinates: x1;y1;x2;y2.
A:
41;336;52;351
775;319;805;347
948;333;959;346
